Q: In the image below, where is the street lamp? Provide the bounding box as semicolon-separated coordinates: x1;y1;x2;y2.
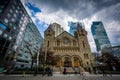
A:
43;45;48;76
33;46;40;76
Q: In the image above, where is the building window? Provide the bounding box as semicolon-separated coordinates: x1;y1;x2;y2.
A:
9;36;12;40
11;18;15;22
0;5;4;8
7;13;11;18
86;61;89;65
82;41;85;48
25;56;28;58
64;38;69;46
13;26;16;30
73;40;76;46
57;40;60;46
13;13;17;18
8;50;12;54
0;9;2;13
4;18;8;23
18;54;22;57
84;53;88;59
17;6;20;10
12;5;15;9
9;9;13;13
3;33;8;38
14;0;17;5
15;10;18;13
9;22;13;27
0;30;3;35
47;41;49;47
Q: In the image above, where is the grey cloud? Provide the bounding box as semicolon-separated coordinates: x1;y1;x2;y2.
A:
22;0;120;50
32;0;120;19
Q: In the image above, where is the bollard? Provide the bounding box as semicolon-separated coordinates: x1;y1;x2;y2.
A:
22;72;25;77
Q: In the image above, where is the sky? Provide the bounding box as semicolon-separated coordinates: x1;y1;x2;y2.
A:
21;0;120;52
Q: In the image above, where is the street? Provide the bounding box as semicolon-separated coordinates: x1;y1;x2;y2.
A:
0;74;120;80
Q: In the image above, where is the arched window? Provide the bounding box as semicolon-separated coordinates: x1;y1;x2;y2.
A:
73;40;76;46
84;53;88;59
57;40;60;46
47;41;49;47
82;41;85;48
63;38;69;46
86;61;89;66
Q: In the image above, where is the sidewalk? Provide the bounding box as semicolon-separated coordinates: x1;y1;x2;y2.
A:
0;73;120;77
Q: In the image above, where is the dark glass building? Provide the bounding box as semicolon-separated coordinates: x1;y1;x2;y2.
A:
0;0;43;69
69;22;85;36
91;21;111;51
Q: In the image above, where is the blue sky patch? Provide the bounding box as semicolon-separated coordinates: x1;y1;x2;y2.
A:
25;1;48;37
25;1;41;16
35;19;48;37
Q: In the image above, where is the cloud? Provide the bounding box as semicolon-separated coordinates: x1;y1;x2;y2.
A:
34;9;78;32
25;1;41;17
20;0;120;52
30;0;120;19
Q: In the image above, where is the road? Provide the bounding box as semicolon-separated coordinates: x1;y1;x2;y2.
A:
0;74;120;80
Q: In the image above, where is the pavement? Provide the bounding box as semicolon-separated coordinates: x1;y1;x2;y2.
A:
0;73;120;80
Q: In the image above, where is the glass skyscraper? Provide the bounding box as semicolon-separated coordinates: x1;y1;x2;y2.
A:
69;22;85;36
91;21;111;51
0;0;43;69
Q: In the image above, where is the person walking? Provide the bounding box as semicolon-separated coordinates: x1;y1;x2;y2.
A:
63;68;66;75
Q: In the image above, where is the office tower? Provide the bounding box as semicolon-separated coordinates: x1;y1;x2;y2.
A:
91;21;111;51
69;22;85;36
0;0;43;69
49;23;64;37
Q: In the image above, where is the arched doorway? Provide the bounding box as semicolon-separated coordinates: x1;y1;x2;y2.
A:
73;58;79;67
64;57;72;67
56;57;61;67
72;56;82;67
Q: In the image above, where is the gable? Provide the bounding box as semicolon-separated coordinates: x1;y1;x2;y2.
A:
44;26;55;36
55;31;76;40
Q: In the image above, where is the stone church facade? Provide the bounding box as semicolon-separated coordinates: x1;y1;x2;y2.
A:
42;23;94;73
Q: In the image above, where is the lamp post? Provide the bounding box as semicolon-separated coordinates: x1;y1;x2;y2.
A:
34;46;40;76
43;46;48;76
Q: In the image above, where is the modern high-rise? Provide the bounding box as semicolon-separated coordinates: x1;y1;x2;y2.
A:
0;0;43;69
69;22;85;36
91;21;111;51
49;23;64;37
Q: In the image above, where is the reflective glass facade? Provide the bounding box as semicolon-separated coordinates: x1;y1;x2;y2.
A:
102;46;120;57
69;22;84;36
91;21;111;51
0;0;43;69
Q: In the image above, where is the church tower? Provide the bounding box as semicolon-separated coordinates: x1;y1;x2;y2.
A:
42;23;94;73
43;24;55;51
74;24;94;73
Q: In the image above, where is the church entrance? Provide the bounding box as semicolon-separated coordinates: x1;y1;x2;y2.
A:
64;57;72;67
64;61;72;67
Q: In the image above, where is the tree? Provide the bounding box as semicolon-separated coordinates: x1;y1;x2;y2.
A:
100;52;120;71
39;50;57;67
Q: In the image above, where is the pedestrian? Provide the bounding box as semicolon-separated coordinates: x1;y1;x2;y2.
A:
33;69;37;76
102;69;107;76
80;72;83;76
74;69;77;75
63;68;66;75
48;67;53;76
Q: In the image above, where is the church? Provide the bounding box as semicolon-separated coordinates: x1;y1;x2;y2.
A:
42;23;94;73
